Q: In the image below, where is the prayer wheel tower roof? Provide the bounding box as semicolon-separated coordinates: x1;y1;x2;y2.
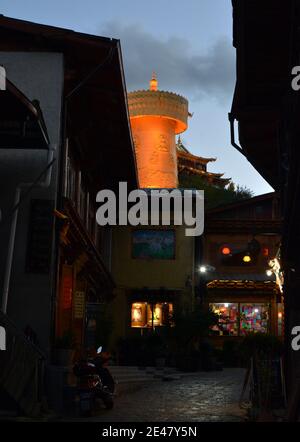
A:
127;73;189;134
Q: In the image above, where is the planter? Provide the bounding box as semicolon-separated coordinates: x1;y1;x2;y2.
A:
55;349;75;367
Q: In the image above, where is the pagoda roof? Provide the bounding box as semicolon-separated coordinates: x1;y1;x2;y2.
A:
177;138;216;164
178;164;230;182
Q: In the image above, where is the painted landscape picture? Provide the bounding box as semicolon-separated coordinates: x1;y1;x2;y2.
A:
132;230;175;259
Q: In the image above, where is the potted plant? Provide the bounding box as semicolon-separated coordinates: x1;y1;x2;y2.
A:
170;306;219;372
54;331;76;366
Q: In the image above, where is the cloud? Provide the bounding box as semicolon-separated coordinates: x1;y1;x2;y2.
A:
101;21;235;103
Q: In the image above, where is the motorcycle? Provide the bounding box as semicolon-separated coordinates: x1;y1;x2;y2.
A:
73;347;115;416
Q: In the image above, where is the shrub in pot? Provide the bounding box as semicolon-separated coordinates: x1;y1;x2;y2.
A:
169;306;218;372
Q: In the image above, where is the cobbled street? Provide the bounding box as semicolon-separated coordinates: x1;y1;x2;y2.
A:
84;368;247;422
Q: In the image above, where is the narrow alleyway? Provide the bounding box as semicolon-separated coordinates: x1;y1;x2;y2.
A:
85;368;247;422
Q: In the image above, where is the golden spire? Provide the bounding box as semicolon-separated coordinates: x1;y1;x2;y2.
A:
149;72;158;91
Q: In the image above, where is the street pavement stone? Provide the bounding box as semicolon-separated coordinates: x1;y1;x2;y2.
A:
84;368;247;422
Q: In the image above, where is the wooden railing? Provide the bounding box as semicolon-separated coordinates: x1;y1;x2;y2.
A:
0;311;46;417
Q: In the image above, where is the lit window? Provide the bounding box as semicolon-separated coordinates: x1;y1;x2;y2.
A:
131;302;174;328
210;303;239;336
240;304;269;335
131;303;147;328
210;303;270;336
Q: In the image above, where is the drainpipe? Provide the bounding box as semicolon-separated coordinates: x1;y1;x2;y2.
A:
1;146;56;314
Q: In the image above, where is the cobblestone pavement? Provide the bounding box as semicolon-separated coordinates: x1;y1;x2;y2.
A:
85;368;247;422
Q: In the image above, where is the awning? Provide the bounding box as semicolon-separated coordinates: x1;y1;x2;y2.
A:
0;78;49;149
202;272;276;283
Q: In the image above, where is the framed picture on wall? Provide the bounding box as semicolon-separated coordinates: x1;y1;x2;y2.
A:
132;229;176;260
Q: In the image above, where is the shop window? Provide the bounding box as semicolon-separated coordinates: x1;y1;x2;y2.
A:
210;303;239;336
131;302;174;328
131;303;147;328
240;303;269;335
210;302;270;336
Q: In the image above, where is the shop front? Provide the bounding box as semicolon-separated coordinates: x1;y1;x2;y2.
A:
210;302;272;336
131;302;174;329
128;289;177;334
54;199;115;360
205;279;282;345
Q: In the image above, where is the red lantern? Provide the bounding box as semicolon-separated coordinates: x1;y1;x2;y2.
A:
262;247;269;257
221;246;231;255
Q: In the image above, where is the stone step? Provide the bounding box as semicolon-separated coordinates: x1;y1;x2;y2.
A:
110;366;178;373
109;365;187;383
114;375;155;383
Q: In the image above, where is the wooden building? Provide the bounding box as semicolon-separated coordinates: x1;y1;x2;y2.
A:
0;16;137;414
177;137;230;188
230;0;300;407
200;193;282;346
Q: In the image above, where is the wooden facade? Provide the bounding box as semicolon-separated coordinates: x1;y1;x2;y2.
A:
201;193;282;346
177;137;230;188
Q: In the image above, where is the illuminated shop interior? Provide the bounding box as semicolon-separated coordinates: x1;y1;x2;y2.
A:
209;302;276;336
131;302;174;328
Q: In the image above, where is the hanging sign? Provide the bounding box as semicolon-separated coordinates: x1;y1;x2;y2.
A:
73;290;85;319
61;265;73;310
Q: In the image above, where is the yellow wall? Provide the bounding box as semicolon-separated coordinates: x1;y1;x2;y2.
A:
112;225;194;288
109;225;195;344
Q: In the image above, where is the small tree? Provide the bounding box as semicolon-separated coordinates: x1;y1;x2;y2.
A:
169;305;218;352
179;174;254;209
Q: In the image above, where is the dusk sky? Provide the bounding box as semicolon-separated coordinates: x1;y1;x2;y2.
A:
1;0;273;195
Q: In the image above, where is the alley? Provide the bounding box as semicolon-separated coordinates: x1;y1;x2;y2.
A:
86;369;247;423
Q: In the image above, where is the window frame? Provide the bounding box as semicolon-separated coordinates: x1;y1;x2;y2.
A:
209;302;271;337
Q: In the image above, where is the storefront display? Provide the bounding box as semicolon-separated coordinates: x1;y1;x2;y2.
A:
131;302;147;328
131;302;173;328
240;303;269;335
210;302;270;336
210;303;238;336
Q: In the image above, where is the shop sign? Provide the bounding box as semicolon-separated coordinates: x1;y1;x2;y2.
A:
74;290;85;319
62;265;73;309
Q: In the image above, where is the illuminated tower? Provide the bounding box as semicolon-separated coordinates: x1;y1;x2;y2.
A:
128;73;189;188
